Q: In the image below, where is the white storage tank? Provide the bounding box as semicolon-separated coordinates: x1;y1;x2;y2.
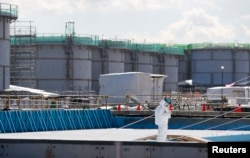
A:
0;3;17;90
99;72;166;104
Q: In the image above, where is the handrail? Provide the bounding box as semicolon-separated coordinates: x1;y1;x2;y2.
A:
0;3;18;19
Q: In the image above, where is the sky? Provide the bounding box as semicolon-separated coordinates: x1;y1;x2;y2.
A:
2;0;250;44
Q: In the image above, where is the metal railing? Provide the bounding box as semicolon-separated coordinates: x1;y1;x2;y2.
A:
1;92;248;112
0;3;18;19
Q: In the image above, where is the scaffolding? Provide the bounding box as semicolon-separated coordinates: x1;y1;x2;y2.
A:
10;21;37;88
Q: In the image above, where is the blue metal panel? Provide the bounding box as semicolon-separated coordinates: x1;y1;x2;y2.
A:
194;60;233;72
235;60;249;73
192;73;211;85
213;72;233;85
204;134;250;142
0;110;114;133
192;50;212;60
235;74;250;82
190;48;250;87
212;50;233;59
235;50;249;59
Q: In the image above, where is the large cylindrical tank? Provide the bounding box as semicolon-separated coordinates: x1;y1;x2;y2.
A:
124;50;138;72
35;44;92;92
124;51;154;73
91;48;125;92
107;49;125;73
159;54;178;91
178;52;190;82
0;3;17;90
124;51;179;91
190;47;250;87
137;52;153;73
12;34;181;93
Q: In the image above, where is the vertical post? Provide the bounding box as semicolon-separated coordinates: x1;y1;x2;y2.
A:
248;82;249;103
221;66;224;94
153;78;155;102
221;65;224;110
105;95;108;110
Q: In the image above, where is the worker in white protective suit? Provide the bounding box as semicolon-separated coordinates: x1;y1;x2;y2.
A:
155;97;172;142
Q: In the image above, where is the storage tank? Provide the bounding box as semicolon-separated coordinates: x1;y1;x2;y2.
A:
0;3;17;90
10;32;98;93
35;43;93;92
137;52;153;73
124;49;180;91
152;53;179;91
11;31;183;93
124;50;153;73
99;72;166;104
178;52;190;82
189;44;250;87
91;47;125;92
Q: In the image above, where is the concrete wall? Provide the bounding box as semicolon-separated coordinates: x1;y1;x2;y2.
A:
0;139;207;158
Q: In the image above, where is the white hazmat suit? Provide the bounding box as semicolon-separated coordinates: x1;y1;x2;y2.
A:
155;99;171;142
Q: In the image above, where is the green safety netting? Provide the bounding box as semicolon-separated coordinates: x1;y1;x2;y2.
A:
162;46;184;55
98;40;184;55
35;35;99;46
129;43;184;55
10;36;36;45
36;35;65;44
73;35;99;46
99;40;131;48
10;35;99;46
10;35;185;55
11;34;250;55
186;43;250;50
